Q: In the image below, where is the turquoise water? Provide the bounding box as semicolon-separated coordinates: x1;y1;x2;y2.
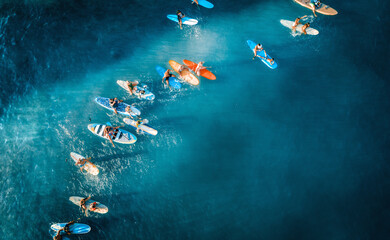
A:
0;0;389;239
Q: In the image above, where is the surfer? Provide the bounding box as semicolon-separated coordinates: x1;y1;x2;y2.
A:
62;220;75;235
195;61;209;76
302;23;310;35
90;202;98;212
125;106;136;119
309;0;321;17
75;157;92;173
162;69;176;88
126;81;138;95
53;230;63;240
176;10;185;29
252;44;263;59
191;0;199;6
109;98;123;114
292;15;307;32
80;196;91;216
104;125;121;147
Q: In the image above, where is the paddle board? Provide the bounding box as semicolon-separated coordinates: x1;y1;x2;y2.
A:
88;123;137;144
95;97;140;117
192;0;214;9
247;40;277;69
69;196;108;214
70;152;99;175
117;80;155;100
123;118;158;136
155;65;181;90
280;20;319;35
50;223;91;234
167;15;198;25
169;60;200;85
183;60;216;80
294;0;338;15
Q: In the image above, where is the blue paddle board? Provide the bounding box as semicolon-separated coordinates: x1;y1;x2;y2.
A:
156;65;181;90
95;97;141;117
192;0;214;9
50;223;91;234
247;40;277;69
167;15;198;25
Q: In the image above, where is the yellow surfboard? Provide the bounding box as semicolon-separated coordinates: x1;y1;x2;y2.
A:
169;60;200;86
294;0;338;16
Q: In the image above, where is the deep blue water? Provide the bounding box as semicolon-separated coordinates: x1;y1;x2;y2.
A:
1;0;390;239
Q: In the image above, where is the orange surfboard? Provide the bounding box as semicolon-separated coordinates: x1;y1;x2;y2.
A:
183;60;216;80
169;60;200;86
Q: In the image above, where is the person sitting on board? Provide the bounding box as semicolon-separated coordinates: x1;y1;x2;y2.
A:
176;10;185;30
309;0;321;17
302;23;310;35
125;106;136;119
80;196;92;216
90;202;98;212
126;81;138;95
252;44;263;60
104;126;121;147
135;120;143;134
292;15;307;32
109;98;123;114
162;69;176;88
75;157;92;173
62;220;75;235
178;64;189;77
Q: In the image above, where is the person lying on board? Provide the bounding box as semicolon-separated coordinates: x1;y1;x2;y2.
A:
195;61;210;76
302;23;310;35
309;0;321;17
62;220;75;235
252;43;263;59
162;69;176;88
177;10;185;29
126;81;138;95
135;120;143;134
104;126;121;147
75;157;92;173
109;98;123;114
292;15;307;32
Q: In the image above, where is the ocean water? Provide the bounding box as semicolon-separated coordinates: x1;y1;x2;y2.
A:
0;0;389;239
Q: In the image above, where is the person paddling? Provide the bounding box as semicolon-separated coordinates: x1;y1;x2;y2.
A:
292;15;307;32
177;10;185;29
252;43;263;59
109;98;123;114
75;157;92;173
309;0;321;17
62;220;75;235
